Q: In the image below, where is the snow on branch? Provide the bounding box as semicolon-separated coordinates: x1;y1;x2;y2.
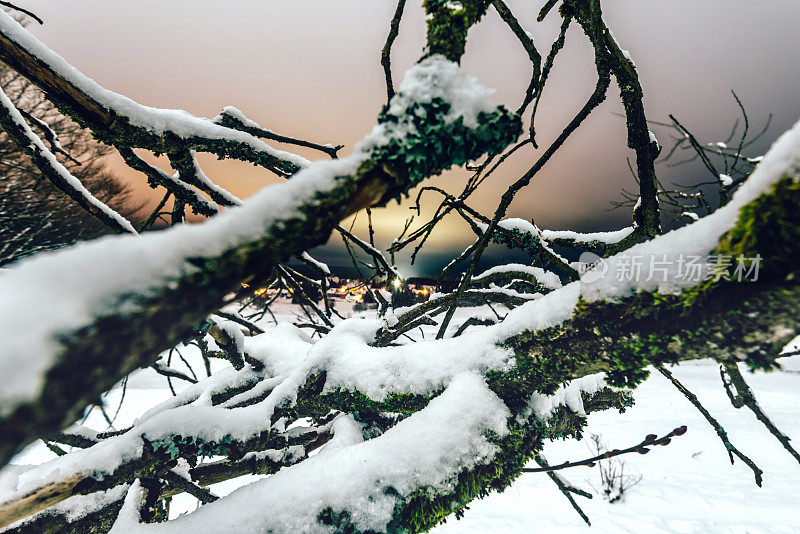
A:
116;146;220;217
473;218;578;280
540;226;636;255
471;263;562;291
212;106;342;159
0;84;136;234
2;108;800;529
167;150;242;207
3;3;800;529
0;11;310;176
0;357;624;532
114;373;507;534
0;53;520;464
17;108;80;164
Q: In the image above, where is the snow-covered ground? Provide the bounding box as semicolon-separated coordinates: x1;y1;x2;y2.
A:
9;299;800;533
434;357;800;534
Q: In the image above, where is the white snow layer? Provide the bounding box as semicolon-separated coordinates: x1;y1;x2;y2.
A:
0;86;136;234
105;373;509;533
476;217;540;237
300;251;331;275
519;373;607;422
0;154;358;411
473;263;563;290
108;480;145;534
355;55;503;159
9;483;131;530
541;226;635;245
0;53;507;411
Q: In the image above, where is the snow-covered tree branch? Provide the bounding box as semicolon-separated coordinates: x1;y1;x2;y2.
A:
0;1;799;532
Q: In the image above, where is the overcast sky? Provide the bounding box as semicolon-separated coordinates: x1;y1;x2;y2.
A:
23;0;800;274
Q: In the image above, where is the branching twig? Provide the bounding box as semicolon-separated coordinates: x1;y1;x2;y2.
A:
720;362;800;467
534;453;592;526
491;0;541;115
657;365;763;486
522;426;687;473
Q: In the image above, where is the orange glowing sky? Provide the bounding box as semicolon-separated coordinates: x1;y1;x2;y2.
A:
21;0;800;273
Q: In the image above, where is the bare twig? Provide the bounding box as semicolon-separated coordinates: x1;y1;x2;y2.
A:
720;362;800;467
381;0;407;101
0;2;42;25
657;365;763;486
534;454;592;526
523;426;687;473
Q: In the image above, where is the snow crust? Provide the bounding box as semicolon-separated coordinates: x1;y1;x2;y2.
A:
302;318;514;401
108;480;144;533
382;56;497;130
317;414;365;456
300;251;331;275
519;373;607;422
473;263;563;290
213;106;268;131
541;226;635;245
124;374;507;533
355;55;505;161
217;321;245;355
9;483;131;530
476;218;539;237
498;218;539;235
0;52;509;412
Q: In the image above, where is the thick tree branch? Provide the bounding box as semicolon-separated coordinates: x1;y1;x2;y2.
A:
0;11;520;462
0;13;306;176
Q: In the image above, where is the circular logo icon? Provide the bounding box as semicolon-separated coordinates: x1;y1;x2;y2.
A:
578;251;608;284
